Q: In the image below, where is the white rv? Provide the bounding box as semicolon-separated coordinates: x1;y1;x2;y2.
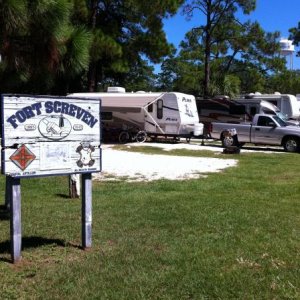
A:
196;97;280;135
235;99;280;117
242;93;300;121
68;87;203;141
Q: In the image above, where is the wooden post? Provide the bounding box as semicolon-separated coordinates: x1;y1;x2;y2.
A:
69;174;80;198
9;177;22;263
5;176;12;210
82;173;92;249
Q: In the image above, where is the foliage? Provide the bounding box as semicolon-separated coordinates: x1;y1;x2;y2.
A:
82;0;184;91
157;0;288;97
0;0;92;94
0;0;298;96
181;0;256;97
267;70;300;95
0;0;183;94
289;21;300;57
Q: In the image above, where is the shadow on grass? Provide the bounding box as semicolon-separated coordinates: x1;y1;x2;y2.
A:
56;193;80;199
0;236;66;255
0;237;84;263
56;193;71;199
0;204;10;220
202;143;285;153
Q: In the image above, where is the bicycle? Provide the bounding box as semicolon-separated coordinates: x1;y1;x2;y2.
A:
118;129;147;143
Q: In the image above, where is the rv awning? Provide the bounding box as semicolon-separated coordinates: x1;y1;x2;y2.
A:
68;92;165;109
102;106;141;113
100;93;164;109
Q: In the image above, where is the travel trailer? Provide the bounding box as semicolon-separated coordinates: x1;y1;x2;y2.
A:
242;93;300;121
68;87;204;142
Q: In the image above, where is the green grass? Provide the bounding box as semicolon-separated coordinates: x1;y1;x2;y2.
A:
0;150;299;299
112;144;225;158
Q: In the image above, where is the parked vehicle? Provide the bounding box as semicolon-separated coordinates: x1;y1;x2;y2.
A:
196;97;280;135
241;93;300;122
210;114;300;152
69;87;204;142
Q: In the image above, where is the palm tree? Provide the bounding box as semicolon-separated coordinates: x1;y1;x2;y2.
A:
0;0;91;94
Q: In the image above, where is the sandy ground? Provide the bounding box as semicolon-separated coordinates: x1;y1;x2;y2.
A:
94;141;238;182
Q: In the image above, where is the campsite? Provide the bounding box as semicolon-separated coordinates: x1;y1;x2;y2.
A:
1;0;300;299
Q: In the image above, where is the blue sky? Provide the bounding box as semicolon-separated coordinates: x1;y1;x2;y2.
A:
161;0;300;71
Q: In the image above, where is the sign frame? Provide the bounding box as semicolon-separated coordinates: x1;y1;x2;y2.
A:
1;94;102;178
1;94;101;263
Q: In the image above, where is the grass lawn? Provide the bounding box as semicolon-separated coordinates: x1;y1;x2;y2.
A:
0;148;299;299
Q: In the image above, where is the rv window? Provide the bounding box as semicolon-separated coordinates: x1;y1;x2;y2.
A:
157;99;163;119
197;100;229;112
148;103;153;112
101;112;113;120
250;107;257;116
229;104;245;114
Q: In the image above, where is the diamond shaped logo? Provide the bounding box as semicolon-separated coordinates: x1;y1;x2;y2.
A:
10;144;36;171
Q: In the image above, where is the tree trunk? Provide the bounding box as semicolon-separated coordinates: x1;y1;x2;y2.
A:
87;0;98;92
203;35;211;99
69;174;80;198
203;1;212;99
88;64;97;92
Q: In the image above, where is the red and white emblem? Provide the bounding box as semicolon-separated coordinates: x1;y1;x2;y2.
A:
10;144;36;170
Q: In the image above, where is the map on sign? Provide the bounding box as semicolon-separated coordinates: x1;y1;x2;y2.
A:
1;95;102;178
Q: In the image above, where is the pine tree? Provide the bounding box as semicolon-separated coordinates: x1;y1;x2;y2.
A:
182;0;256;97
0;0;92;94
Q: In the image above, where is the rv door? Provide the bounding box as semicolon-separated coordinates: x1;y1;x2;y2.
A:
144;99;164;134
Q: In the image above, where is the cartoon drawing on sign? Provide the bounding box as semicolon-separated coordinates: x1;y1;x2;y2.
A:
38;115;72;140
76;142;95;167
10;144;36;170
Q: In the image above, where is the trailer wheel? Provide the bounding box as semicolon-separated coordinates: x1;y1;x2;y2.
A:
119;131;130;143
283;137;300;152
135;131;147;143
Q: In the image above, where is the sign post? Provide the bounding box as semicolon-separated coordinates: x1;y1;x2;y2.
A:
1;94;101;262
9;177;21;263
82;173;92;249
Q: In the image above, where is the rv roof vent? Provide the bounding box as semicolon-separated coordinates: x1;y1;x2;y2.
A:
107;86;126;93
136;91;146;93
214;95;230;100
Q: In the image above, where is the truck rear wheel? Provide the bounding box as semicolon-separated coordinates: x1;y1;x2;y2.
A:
283;137;300;152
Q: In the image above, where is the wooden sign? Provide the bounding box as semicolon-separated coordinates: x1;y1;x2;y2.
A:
1;95;101;178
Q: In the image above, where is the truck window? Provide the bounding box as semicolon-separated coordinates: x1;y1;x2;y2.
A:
257;116;274;127
157;99;163;119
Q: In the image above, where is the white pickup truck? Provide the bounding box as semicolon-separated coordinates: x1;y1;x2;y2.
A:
210;114;300;152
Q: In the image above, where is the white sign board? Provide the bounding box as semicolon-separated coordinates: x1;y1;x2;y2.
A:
1;95;101;177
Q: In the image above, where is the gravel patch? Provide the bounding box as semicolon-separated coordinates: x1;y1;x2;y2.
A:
94;142;237;182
